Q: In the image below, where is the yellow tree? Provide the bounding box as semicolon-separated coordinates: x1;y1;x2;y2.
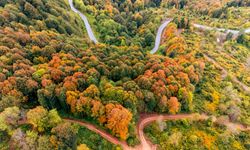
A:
91;100;104;118
77;144;90;150
66;91;79;113
105;104;132;140
27;106;48;132
163;23;177;42
165;36;186;56
83;84;100;99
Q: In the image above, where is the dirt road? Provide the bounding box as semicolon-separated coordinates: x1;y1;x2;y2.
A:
204;54;250;94
64;118;132;150
64;113;249;150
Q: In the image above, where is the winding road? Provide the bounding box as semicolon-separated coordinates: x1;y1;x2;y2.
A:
68;0;249;53
193;24;250;35
64;118;131;149
64;114;249;150
150;19;173;54
68;0;98;44
67;2;250;150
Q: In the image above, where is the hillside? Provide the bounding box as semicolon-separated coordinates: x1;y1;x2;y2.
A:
0;0;249;149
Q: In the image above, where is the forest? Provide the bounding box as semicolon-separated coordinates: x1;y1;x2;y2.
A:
0;0;249;149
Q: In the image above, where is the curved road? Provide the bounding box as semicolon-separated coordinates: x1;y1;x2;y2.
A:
136;114;196;150
68;0;249;51
193;24;250;35
68;0;98;44
64;118;131;150
69;0;172;52
67;2;250;149
150;19;173;54
64;114;249;150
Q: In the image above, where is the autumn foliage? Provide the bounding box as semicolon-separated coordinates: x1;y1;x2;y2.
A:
104;103;132;140
0;0;207;146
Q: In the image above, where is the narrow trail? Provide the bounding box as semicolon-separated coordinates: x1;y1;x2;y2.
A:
64;114;250;150
204;54;228;79
204;54;250;95
64;118;131;150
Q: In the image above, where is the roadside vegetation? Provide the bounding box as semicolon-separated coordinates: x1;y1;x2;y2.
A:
145;119;250;150
0;0;249;149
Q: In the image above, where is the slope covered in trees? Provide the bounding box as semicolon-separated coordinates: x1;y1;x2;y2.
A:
0;0;205;147
0;0;249;149
73;0;167;47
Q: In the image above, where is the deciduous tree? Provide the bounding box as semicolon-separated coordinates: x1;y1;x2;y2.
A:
104;103;132;140
168;97;180;114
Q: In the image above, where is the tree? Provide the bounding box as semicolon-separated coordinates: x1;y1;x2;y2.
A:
144;31;155;47
27;106;62;133
10;129;28;150
51;122;77;150
47;109;62;128
37;135;53;150
132;62;145;78
24;2;40;19
134;0;144;11
136;76;152;90
0;107;21;136
165;36;186;57
91;100;104;118
25;130;38;150
152;0;162;7
25;79;39;94
227;105;241;122
133;13;143;26
27;106;48;133
178;87;193;111
168;97;180;114
158;95;168;112
163;23;177;42
104;103;132;140
143;90;156;111
66;91;79;113
103;86;125;104
45;18;59;29
83;84;100;99
77;144;90;150
0;0;7;7
179;0;187;9
37;84;57;109
50;68;65;83
0;95;23;112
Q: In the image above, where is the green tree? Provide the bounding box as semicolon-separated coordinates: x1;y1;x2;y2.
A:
51;122;77;150
0;107;21;136
144;31;155;47
27;106;62;133
37;135;53;150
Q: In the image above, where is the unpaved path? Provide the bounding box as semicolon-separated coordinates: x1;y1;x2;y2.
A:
64;113;249;150
64;118;131;150
204;54;250;94
66;2;250;150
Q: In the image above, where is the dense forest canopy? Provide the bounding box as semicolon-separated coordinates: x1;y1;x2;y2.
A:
0;0;249;149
